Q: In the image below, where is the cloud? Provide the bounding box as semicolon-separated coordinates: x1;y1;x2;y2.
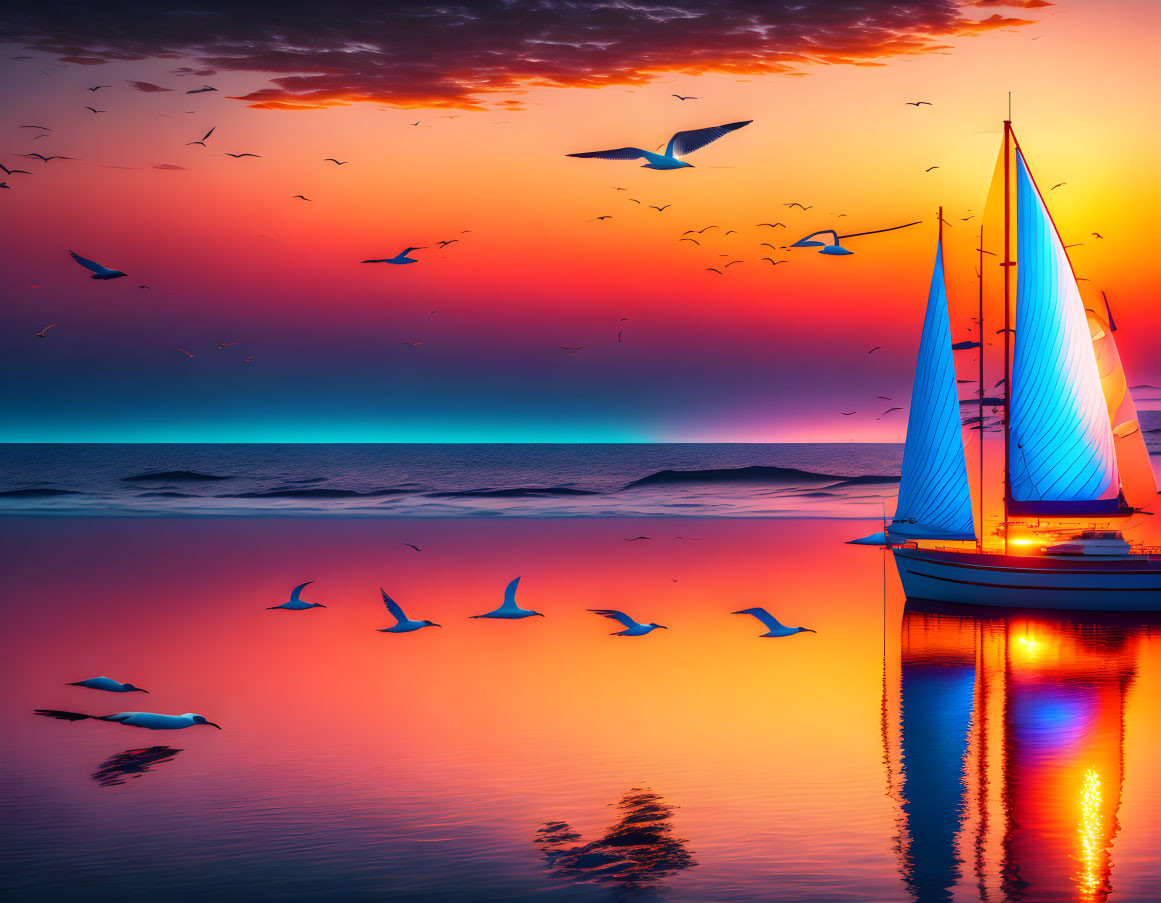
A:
127;80;172;92
170;66;217;77
2;1;1045;111
152;163;187;170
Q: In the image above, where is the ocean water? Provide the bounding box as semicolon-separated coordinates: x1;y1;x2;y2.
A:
1;516;1159;902
0;443;908;518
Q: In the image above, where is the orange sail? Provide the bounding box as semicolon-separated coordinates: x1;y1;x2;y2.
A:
1087;305;1157;510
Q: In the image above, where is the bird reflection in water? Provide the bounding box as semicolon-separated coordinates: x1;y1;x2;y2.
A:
535;788;696;894
90;746;183;788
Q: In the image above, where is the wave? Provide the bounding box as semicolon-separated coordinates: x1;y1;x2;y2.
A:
0;487;80;497
624;465;896;488
224;488;407;499
427;487;599;498
123;471;230;482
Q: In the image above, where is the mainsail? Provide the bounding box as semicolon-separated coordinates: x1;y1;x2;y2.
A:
890;237;976;541
1008;148;1123;516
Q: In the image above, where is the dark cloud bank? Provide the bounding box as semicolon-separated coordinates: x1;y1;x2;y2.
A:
3;1;1044;110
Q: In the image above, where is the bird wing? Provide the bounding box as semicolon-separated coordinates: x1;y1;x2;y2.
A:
499;576;522;611
567;147;648;160
665;120;752;158
751;609;787;631
380;589;407;624
289;580;313;601
69;250;109;274
589;609;637;628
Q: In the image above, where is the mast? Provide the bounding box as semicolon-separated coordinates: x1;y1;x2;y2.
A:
1002;119;1012;554
978;226;985;552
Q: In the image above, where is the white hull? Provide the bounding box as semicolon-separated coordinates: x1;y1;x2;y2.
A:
892;546;1161;611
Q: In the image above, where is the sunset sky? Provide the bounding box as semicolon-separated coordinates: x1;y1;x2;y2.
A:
2;0;1158;443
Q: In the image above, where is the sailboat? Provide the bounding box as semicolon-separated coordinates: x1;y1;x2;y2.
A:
881;121;1161;611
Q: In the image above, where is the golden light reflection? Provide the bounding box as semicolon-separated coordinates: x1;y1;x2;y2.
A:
1077;768;1106;901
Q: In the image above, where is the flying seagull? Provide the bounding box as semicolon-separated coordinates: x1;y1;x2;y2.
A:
925;166;940;172
757;222;786;228
783;203;812;210
790;221;920;256
362;247;424;265
650;204;671;212
67;676;149;693
435;239;459;247
402;543;421;552
470;577;544;619
176;348;195;358
187;127;215;146
225;153;261;158
567;120;752;170
324;158;348;165
761;258;787;266
69;250;126;280
21;153;73;162
905;101;932;106
34;710;221;730
732;607;816;637
1;163;33;176
377;589;440;633
588;609;668;636
36;325;57;337
84;106;105;114
867;346;882;353
88;85;111;91
671;94;698;101
186;85;217;94
877;407;903;419
292;195;311;201
267;581;326;610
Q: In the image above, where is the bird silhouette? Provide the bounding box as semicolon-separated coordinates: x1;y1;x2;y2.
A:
470;577;543;619
1;163;33;176
35;710;221;730
84;106;105;114
362;247;425;265
706;268;723;274
69;250;126;280
267;581;326;610
377;589;440;633
589;610;667;636
671;94;698;101
67;676;148;693
88;85;111;91
877;407;903;419
187;126;215;146
567;120;752;170
783;203;812;210
761;258;787;266
186;85;217;94
225;153;260;158
649;204;671;212
324;158;348;165
905;101;932;106
757;222;786;228
925;166;939;172
292;195;311;201
22;153;73;162
36;325;57;337
732;607;816;637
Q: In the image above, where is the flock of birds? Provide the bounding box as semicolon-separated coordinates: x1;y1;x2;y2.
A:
32;576;814;734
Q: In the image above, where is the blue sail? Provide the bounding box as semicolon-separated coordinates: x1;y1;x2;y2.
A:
1009;150;1121;516
890;238;976;541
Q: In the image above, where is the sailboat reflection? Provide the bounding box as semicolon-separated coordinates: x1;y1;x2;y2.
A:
91;745;183;787
535;787;696;894
891;603;1150;902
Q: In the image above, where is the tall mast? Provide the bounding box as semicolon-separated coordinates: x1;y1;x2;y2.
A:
1002;119;1012;554
978;226;985;552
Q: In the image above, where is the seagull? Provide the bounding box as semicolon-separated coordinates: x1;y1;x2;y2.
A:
1092;232;1103;239
732;607;816;637
593;216;613;221
867;346;882;353
218;342;236;350
624;536;651;541
36;325;57;337
19;125;52;130
905;101;932;106
267;581;326;610
84;106;105;114
679;237;700;244
362;247;424;265
757;222;786;228
1051;182;1066;189
783;203;812;210
671;94;698;101
225;153;261;158
470;577;544;619
324;158;349;165
723;260;743;268
841;411;857;416
176;348;195;358
925;166;940;172
377;589;440;633
67;676;149;693
1;163;33;176
649;204;671;212
88;85;111;91
34;710;221;730
187;127;215;146
588;610;668;636
761;258;787;266
567;120;752;170
402;543;421;552
22;153;73;162
435;239;459;247
877;407;903;419
186;85;217;94
69;250;126;280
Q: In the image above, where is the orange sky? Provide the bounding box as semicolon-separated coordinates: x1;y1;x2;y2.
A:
1;0;1158;442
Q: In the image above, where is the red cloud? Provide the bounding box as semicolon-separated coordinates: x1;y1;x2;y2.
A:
2;1;1047;111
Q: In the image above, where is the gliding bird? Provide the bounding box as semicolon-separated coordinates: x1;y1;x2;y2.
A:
589;609;667;636
732;607;816;637
470;577;544;619
67;676;149;693
362;247;424;265
268;581;326;610
567;120;752;170
377;589;440;633
69;250;126;280
35;710;221;730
